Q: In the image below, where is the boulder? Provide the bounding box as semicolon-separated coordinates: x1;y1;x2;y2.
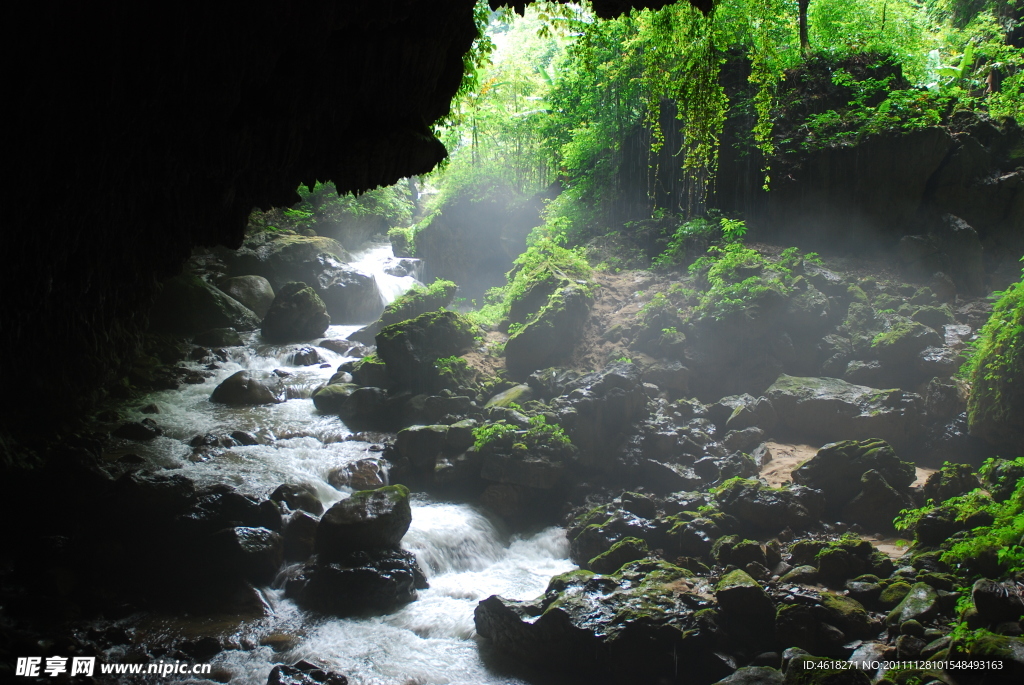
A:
792;439;915;517
150;272;261;335
840;469;912;534
208;526;283;585
714;667;783;685
375;310;478;393
282;511;319;562
642;361;691;395
311;383;389;428
886;582;940;627
217;275;275;318
327;459;389;491
766;375;925;453
261;282;330;343
347;278;457;345
480;451;566;489
395;425;449;473
869;317;943;367
505;283;593;378
714;478;825;535
972;578;1024;624
314;485;412;559
210;370;282;406
474;561;734;684
270;483;324;516
267;660;348;685
588;537;649;574
113;419;162;441
285;548;427;616
485;384;534;408
228;233;349;287
315;261;382;324
716;569;775;626
287;346;324;366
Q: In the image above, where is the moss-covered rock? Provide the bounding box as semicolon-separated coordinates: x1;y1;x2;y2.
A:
485;383;534;408
351;353;390;388
588;537;649;574
349;278;458;344
314;485;412;559
820;592;873;639
505;282;593;378
967;271;1024;450
716;569;775;625
885;582;940;627
792;439;915;517
375;310;478;393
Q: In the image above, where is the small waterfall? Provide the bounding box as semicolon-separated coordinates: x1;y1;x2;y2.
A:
348;242;422;307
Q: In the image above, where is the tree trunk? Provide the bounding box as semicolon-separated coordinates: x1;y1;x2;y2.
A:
799;0;811;57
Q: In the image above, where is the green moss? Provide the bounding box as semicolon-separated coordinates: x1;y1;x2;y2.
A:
380;279;458;327
879;581;912;608
966;265;1024;447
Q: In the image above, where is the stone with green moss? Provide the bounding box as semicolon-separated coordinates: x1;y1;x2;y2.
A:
878;581;913;609
351;353;390;388
716;569;774;624
505;282;593;377
588;537;649;574
314;484;412;558
485;383;534;408
820;592;873;639
375;310;478;393
886;582;939;627
870;317;942;365
967;271;1024;450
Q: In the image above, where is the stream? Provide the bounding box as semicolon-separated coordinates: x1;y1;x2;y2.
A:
110;244;575;684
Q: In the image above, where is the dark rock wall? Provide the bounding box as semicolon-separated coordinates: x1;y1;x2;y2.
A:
4;0;478;445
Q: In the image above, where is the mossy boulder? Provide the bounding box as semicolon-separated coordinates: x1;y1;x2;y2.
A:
314;485;412;560
311;383;389;428
351;353;390;388
870;317;943;366
588;537;649;574
474;559;733;684
840;469;913;534
716;569;775;625
792;439;915;517
766;376;925;453
505;282;593;378
150;272;261;335
714;478;825;535
485;383;534;408
885;582;940;627
375;310;478;393
261;282;330;343
348;278;458;344
967;273;1024;450
819;592;873;639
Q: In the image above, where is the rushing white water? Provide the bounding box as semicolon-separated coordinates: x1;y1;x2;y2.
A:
114;243;573;685
349;243;423;308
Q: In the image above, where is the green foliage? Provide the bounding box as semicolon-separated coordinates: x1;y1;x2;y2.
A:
483;237;592;323
380;279;458;327
967;259;1024;442
687;243;810;321
249;182;415;236
435;355;474;389
472;414;572;452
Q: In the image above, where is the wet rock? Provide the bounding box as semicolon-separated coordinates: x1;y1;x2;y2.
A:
588;536;649;574
886;582;940;627
922;462;980;503
283;511;319;562
842;360;884;387
218;275;275;319
639;460;704;494
314;485;412;559
642;360;691;395
767;376;925;453
394;424;449;473
267;660;348;685
318;339;368;357
150;272;261;335
315;262;382;324
716;569;775;626
270;483;324;516
708;394;757;430
723;428;766;454
475;561;733;684
972;578;1024;624
505;283;593;377
840;469;913;534
261;282;331;343
375;310;478;393
113;419;162;441
819;592;873;639
484;384;534;408
286;548;427;616
194;327;243;347
792;439;915;517
480;451;566;489
231;430;260;446
288;346;324;366
550;362;647;471
917;345;960;377
714;478;825;536
210;370;282;406
922;377;965;420
209;526;283;585
311;384;389;428
775;606;851;659
328;458;389;491
726;396;777;432
911;305;954;330
780;565;818;584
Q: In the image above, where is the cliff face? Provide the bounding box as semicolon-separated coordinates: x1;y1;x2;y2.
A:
4;1;478;442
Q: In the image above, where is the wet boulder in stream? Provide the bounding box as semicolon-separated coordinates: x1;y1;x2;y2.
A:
217;275;275;318
314;485;412;559
374;310;478;393
210;370;282;406
261;282;330;343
